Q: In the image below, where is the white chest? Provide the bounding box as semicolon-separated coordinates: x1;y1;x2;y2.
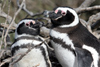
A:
11;39;50;67
50;30;76;67
12;48;47;67
50;29;75;49
51;40;75;67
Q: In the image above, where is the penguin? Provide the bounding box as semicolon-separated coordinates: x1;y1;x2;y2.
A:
44;7;100;67
11;19;51;67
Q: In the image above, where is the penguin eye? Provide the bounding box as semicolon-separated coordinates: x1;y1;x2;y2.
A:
25;21;35;27
61;11;66;16
26;23;30;26
55;9;66;16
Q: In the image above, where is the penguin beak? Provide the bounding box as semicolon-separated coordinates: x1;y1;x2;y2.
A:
25;20;44;28
49;11;62;20
43;10;63;20
26;20;35;27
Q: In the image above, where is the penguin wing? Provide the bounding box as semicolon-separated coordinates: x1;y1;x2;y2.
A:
75;47;93;67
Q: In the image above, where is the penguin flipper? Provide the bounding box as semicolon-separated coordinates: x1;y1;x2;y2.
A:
75;47;93;67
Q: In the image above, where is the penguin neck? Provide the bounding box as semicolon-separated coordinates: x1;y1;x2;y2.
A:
52;22;82;34
50;22;81;67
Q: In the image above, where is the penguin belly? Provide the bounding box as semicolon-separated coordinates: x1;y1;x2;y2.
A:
51;40;76;67
12;48;47;67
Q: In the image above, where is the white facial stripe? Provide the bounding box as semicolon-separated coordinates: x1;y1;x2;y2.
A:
15;34;33;39
17;19;35;27
82;45;99;67
11;39;41;49
56;7;79;28
50;30;75;49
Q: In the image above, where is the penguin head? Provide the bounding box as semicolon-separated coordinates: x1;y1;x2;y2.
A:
15;19;43;39
47;7;79;27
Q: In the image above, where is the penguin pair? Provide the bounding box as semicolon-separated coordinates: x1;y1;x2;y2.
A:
45;7;100;67
11;7;100;67
11;19;52;67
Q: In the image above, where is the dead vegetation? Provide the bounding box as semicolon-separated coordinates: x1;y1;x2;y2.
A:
0;0;100;67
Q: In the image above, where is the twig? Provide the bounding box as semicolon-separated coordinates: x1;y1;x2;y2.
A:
17;0;45;17
81;12;100;38
0;23;16;30
2;0;7;9
34;63;40;67
39;36;54;51
0;1;17;27
79;0;95;8
32;12;44;17
0;53;22;67
91;20;100;30
0;50;5;59
75;0;96;13
92;31;100;39
87;12;100;25
4;0;25;48
76;5;100;14
17;0;34;16
10;47;33;66
0;0;11;49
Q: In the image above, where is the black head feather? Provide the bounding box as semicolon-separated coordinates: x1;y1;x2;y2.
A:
15;19;43;38
46;7;79;27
